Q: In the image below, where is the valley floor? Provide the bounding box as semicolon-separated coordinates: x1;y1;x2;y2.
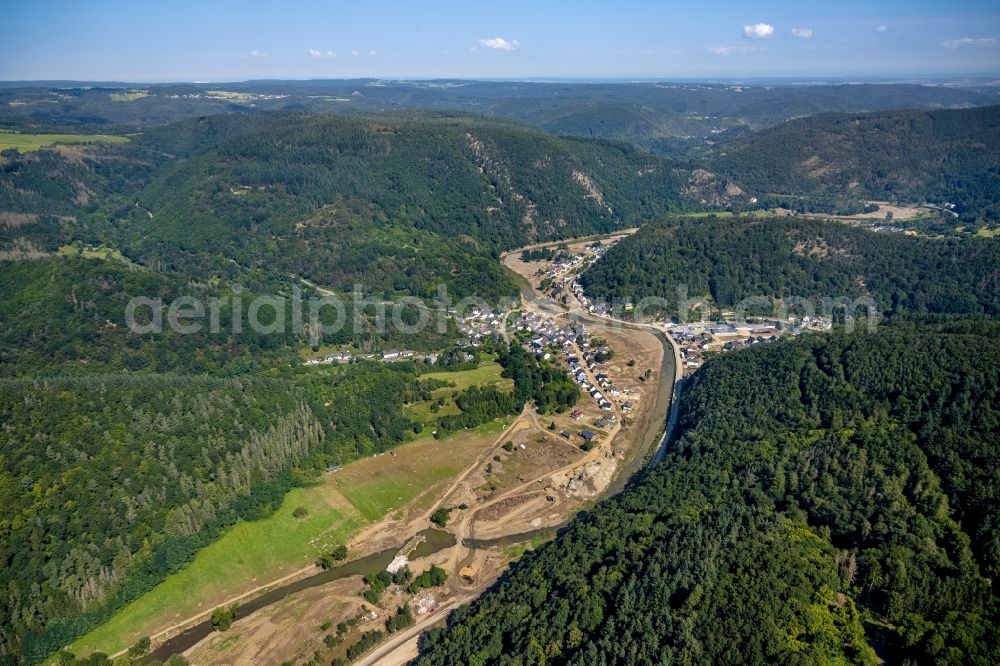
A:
66;230;677;666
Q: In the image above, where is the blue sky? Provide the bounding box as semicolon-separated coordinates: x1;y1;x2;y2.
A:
3;0;999;81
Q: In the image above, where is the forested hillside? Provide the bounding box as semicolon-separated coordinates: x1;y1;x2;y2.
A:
579;216;1000;317
0;358;442;661
712;105;1000;224
3;80;993;158
118;113;685;297
417;321;1000;664
472;82;995;158
0;376;322;661
0;138;168;261
0;256;459;376
1;112;693;300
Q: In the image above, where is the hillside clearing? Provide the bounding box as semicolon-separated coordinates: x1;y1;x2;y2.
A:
405;363;513;424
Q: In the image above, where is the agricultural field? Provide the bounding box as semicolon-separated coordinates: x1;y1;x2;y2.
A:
0;130;128;153
109;91;149;101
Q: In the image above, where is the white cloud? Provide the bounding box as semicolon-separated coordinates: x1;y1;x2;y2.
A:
479;37;520;51
742;23;775;40
350;49;361;56
246;49;267;59
709;45;755;56
791;27;814;39
368;49;377;56
942;37;997;49
875;25;889;33
309;49;337;59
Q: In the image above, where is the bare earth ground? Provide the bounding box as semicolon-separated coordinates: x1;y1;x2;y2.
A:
777;201;928;222
502;229;636;287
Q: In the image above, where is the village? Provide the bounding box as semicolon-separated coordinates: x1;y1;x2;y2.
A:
302;289;637;449
512;235;844;381
665;314;836;375
305;230;836;388
303;347;433;366
513;310;634;416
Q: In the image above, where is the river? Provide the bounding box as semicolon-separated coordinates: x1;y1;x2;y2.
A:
143;529;454;662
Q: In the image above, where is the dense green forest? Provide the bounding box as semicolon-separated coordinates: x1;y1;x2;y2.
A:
0;142;155;219
580;216;1000;317
0;376;318;661
417;321;1000;664
498;343;580;414
0;361;426;662
711;105;1000;225
118;113;684;297
0;256;460;376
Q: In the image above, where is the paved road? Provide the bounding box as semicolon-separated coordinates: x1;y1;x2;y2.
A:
651;378;684;465
353;596;468;666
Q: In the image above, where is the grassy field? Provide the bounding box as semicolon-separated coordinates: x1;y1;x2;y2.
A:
332;428;501;521
504;533;556;560
406;362;513;424
406;397;462;423
422;362;510;391
66;418;511;659
675;210;735;219
58;244;136;266
0;131;128;153
66;484;367;659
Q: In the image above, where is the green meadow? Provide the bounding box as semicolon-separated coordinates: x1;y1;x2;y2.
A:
67;365;513;659
57;244;136;266
422;362;511;391
0;131;128;153
405;362;513;424
66;483;367;659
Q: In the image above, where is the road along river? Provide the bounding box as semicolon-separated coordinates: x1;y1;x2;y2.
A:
466;240;681;547
142;529;454;662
